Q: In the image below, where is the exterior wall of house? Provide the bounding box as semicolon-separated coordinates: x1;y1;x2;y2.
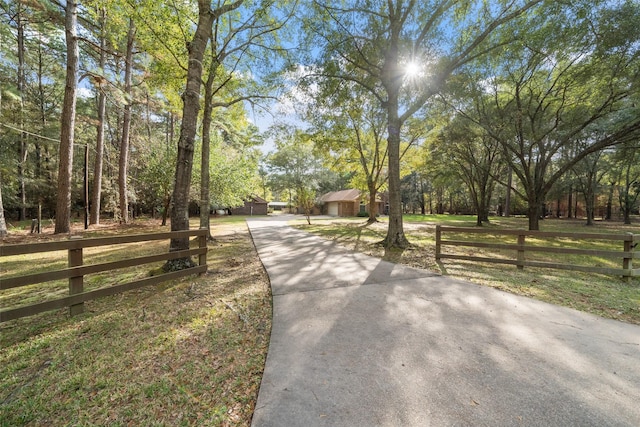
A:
230;200;268;215
321;189;392;217
326;201;359;217
325;199;386;217
339;201;358;217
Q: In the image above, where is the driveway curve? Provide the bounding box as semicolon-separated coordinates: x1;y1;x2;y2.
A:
248;216;640;427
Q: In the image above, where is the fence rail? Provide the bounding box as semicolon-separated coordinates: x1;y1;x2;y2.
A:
435;225;639;279
1;229;208;322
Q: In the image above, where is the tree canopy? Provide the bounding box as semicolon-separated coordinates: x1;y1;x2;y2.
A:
1;0;639;241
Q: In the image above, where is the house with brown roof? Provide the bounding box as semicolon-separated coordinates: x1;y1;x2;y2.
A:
320;189;362;216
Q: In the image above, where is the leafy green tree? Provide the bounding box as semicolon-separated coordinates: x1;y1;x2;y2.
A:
1;0;64;223
117;18;136;224
304;0;548;247
257;163;272;201
459;1;640;229
612;143;640;224
191;112;262;217
1;0;280;235
88;5;107;225
192;145;260;218
309;82;389;223
198;0;292;238
570;149;608;226
88;0;192;226
296;186;315;225
167;0;243;264
400;172;424;215
138;141;176;226
430;114;505;225
417;131;466;216
266;128;324;208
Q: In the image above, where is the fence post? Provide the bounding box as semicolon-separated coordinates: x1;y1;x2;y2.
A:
622;233;634;282
435;225;441;260
516;233;525;270
198;228;208;275
68;236;85;316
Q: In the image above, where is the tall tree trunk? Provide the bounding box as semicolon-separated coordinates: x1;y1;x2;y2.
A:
623;164;633;225
583;167;598;226
567;185;573;218
384;112;408;247
199;110;212;239
36;33;46;198
437;190;444;214
118;19;135;224
90;8;107;225
0;178;7;237
584;190;594;226
367;181;378;224
17;6;27;221
527;203;540;231
0;91;4;236
162;115;172;227
469;185;483;226
167;112;175;146
168;0;216;261
54;0;79;234
504;167;512;217
622;188;632;224
419;179;426;215
606;181;614;220
482;181;493;223
167;0;243;263
381;29;408;248
145;90;152;141
162;194;170;226
199;56;220;240
475;212;482;226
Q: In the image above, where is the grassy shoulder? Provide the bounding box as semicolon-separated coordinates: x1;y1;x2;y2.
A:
292;215;640;325
1;217;271;426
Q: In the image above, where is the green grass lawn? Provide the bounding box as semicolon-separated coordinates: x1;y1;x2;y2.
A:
2;212;639;425
293;214;640;324
1;216;271;426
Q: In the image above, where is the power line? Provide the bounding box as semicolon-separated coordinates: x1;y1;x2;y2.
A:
0;122;97;151
0;122;61;143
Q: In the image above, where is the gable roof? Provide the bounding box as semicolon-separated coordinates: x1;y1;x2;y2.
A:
248;195;268;204
320;189;361;203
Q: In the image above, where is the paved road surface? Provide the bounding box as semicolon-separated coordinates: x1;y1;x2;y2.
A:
248;216;640;426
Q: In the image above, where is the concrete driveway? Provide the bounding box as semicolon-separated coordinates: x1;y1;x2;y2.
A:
247;216;640;426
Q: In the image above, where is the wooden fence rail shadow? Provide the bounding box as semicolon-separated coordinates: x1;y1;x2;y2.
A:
1;229;208;322
435;225;639;280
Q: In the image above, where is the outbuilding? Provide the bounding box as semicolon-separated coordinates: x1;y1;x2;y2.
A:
230;195;268;215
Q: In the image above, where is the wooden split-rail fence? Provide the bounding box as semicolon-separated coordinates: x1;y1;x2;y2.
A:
1;229;208;322
435;225;639;280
